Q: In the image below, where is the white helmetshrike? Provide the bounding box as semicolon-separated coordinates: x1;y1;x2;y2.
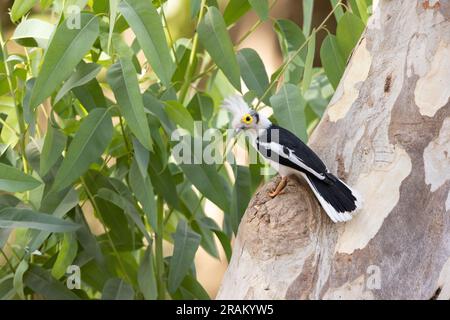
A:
221;95;362;223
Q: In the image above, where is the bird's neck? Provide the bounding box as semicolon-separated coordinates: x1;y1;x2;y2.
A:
258;116;272;130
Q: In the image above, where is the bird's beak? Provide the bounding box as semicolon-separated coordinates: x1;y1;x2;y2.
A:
234;126;243;136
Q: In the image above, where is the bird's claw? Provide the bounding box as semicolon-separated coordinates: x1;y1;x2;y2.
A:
268;176;288;198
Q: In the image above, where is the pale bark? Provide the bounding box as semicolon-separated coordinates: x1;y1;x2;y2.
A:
217;0;450;300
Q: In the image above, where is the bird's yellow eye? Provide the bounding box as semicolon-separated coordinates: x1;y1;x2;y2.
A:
241;114;253;125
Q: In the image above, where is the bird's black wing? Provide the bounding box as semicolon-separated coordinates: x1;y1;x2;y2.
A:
256;124;330;180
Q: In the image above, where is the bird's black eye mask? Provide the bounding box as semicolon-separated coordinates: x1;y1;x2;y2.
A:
251;111;260;124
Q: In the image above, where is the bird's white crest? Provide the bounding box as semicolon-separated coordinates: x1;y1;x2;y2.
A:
221;94;251;116
221;95;252;128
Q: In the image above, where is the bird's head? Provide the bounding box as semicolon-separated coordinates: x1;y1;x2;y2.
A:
221;95;270;134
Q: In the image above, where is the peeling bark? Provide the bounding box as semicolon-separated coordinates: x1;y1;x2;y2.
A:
217;0;450;300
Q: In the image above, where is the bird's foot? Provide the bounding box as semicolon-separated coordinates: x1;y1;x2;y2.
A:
268;176;288;198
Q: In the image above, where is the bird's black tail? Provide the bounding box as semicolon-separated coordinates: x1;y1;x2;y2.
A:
303;173;362;223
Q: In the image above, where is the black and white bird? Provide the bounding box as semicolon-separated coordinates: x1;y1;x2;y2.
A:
222;95;362;223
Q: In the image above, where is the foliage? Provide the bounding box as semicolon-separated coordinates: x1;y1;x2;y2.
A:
0;0;368;299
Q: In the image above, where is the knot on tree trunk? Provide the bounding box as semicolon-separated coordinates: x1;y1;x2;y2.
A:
238;176;322;261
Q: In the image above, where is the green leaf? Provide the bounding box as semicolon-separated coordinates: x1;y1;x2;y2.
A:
74;207;107;271
177;141;232;212
230;165;251;234
187;93;214;123
138;246;157;300
54;62;101;103
190;0;202;18
132;138;149;177
354;0;369;23
51;233;78;279
214;229;232;262
24;265;80;300
237;48;270;103
14;259;29;300
97;187;152;244
0;208;79;232
148;154;182;212
249;0;269;21
10;0;38;22
129;157;156;230
336;12;365;59
270;83;307;141
28;187;79;251
40;124;67;176
329;0;344;21
29;13;100;109
11;18;54;48
223;0;251;26
274;19;307;85
52;108;113;192
118;0;175;86
0;276;14;300
168;220;201;293
0;163;41;192
320;34;345;89
165;101;195;135
177;274;210;300
302;0;314;36
107;59;152;151
102;278;134;300
108;0;120;53
198;7;241;90
73;78;107;110
302;31;315;92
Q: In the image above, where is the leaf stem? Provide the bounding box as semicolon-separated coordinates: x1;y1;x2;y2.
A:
155;196;166;299
178;0;207;103
159;0;179;66
255;0;344;110
80;177;132;284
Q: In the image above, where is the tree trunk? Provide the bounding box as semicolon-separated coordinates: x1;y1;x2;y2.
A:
217;0;450;300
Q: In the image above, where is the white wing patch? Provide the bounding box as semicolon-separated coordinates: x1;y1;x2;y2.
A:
258;141;326;181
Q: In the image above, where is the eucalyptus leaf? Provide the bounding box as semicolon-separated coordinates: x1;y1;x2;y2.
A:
302;0;314;36
107;59;152;151
54;62;101;103
12;19;54;48
0;163;41;192
237;48;270;103
29;13;100;109
118;0;175;86
129;158;156;230
223;0;251;26
24;265;80;300
302;31;316;92
52;108;113;192
40;124;67;177
249;0;269;21
336;12;365;59
138;246;157;300
320;34;345;89
0;208;79;232
102;278;134;300
168;220;201;293
270;83;307;141
51;232;78;279
13;259;29;300
198;7;241;90
10;0;38;22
